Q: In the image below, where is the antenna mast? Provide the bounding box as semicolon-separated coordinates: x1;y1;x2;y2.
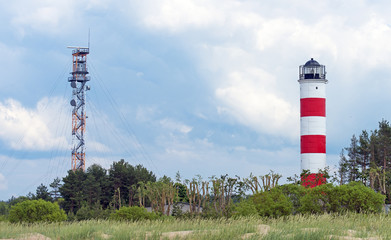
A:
68;46;90;171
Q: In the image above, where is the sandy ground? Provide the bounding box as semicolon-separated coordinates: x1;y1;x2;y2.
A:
0;227;381;240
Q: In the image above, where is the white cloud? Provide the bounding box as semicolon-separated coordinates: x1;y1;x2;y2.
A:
215;68;299;139
153;130;300;180
159;118;193;134
136;105;158;122
0;97;70;151
138;0;224;32
88;141;111;153
130;0;391;142
0;173;7;190
6;0;110;36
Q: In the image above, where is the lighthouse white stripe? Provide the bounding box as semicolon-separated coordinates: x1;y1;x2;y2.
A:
300;82;326;98
300;116;326;135
301;153;326;173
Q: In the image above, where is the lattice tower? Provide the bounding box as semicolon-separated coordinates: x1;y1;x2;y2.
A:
68;47;90;171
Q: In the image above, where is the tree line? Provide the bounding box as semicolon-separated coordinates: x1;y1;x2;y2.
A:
339;119;391;202
1;160;284;220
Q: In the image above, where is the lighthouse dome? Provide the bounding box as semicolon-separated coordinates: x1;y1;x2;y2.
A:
304;58;320;67
299;58;326;80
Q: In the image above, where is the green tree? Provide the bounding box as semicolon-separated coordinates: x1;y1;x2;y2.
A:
298;184;336;214
358;130;371;184
335;182;385;213
232;198;258;217
0;201;9;216
87;164;110;208
345;135;360;182
252;188;292;218
109;159;156;208
8;199;67;223
7;196;30;207
278;184;307;213
36;183;53;202
60;169;87;213
49;177;62;201
338;149;349;185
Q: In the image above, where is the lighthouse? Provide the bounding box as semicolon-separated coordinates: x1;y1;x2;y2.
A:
298;58;327;187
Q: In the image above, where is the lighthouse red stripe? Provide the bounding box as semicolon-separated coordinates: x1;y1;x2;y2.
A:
301;135;326;153
301;98;325;117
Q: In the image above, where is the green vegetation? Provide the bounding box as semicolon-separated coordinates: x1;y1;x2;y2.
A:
0;161;385;223
2;119;391;239
8;199;67;223
339;119;391;203
1;214;391;239
252;188;292;218
2;118;391;226
110;206;158;221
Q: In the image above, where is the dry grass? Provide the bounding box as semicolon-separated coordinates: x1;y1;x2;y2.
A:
1;213;390;240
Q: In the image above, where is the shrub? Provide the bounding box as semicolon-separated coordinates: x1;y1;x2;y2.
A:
8;199;67;223
252;188;292;218
110;206;157;221
297;183;385;214
75;204;112;221
278;184;307;213
298;183;336;214
335;182;385;213
232;198;258;217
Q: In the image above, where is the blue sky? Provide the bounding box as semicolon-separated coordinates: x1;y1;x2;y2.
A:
2;0;391;200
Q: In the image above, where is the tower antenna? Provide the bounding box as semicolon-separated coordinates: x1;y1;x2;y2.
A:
88;28;90;50
67;45;90;171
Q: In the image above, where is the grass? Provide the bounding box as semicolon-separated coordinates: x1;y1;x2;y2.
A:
0;213;389;239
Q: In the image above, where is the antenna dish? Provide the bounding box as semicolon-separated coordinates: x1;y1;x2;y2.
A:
71;82;76;88
70;99;76;106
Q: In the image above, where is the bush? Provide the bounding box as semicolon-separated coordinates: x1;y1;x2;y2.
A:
252;188;292;218
232;198;258;217
8;199;67;223
297;183;385;214
335;182;385;213
110;206;157;221
278;184;307;213
298;183;336;214
75;203;113;221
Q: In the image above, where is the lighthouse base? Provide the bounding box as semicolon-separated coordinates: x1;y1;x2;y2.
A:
301;173;326;188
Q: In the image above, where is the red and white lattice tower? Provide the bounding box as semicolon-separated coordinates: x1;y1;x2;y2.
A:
298;58;327;187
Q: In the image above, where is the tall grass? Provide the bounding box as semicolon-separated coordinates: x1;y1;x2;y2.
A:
0;214;390;239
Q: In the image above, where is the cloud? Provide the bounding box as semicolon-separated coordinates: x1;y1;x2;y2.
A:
153;130;300;180
0;173;7;190
130;0;391;144
138;0;224;32
215;68;299;139
0;97;70;151
159;118;193;134
5;0;110;37
88;141;111;153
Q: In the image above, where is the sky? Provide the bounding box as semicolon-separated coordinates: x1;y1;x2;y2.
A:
2;0;391;200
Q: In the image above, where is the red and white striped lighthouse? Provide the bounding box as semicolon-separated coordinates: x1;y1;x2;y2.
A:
298;58;327;187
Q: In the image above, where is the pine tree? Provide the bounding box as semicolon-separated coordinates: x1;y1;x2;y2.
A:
49;177;62;201
345;135;360;182
36;184;52;202
358;130;370;185
338;149;349;185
